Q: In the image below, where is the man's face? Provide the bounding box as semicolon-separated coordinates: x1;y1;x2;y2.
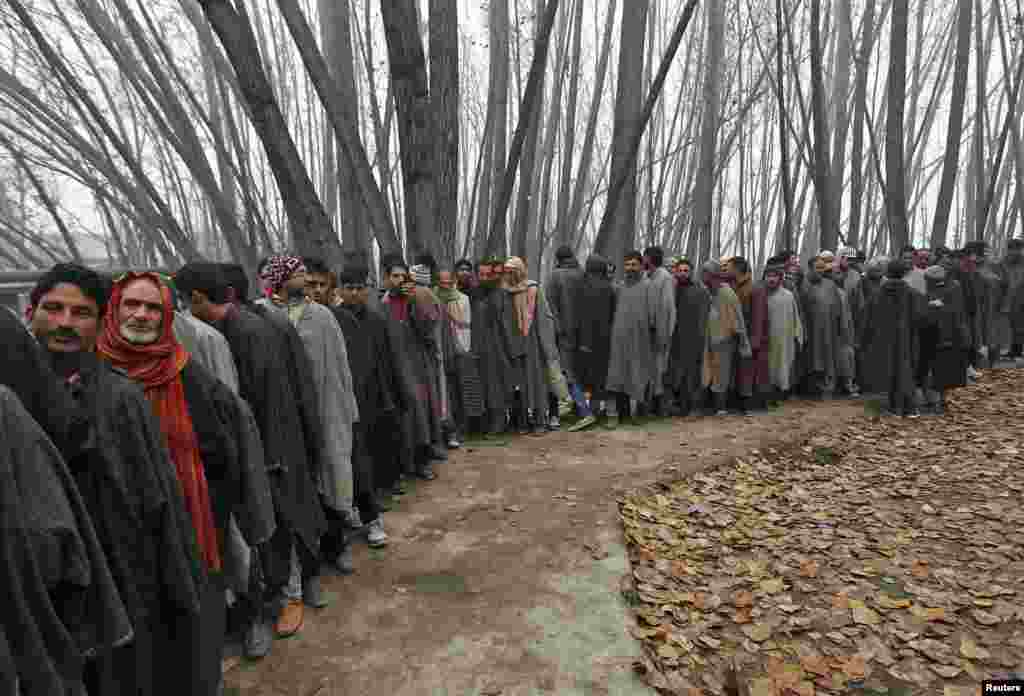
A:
785;255;800;272
838;255;850;271
913;250;931;269
386;268;408;290
623;257;642;275
724;260;738;280
305;272;332;305
456;268;474;286
673;263;691;283
813;257;830;275
283;270;307;300
765;271;783;290
30;283;102;354
438;271;454;290
118;278;164;345
642;256;654;272
478;265;493;283
339;281;368;306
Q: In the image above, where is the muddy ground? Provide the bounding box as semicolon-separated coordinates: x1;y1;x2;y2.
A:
224;397;867;696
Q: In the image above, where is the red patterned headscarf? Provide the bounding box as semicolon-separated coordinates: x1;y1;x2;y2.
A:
97;273;220;571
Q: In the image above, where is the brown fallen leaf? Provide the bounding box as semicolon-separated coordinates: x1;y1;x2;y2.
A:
831;593;850;610
734;607;754;624
799;560;820;578
910;560;930;579
930;664;963;679
971;609;1001;626
671;560;690;578
733;590;755;608
841;654;867;681
800;655;831;677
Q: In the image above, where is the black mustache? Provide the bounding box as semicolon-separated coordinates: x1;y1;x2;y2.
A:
49;328;80;340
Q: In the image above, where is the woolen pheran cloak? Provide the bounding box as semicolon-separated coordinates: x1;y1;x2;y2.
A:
766;286;804;391
264;300;358;514
666;281;709;397
215;305;326;566
646;267;677;397
859;279;924;397
799;275;846;379
606;276;655;402
1;385;132;696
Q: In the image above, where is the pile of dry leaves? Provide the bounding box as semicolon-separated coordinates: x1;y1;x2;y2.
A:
620;369;1024;696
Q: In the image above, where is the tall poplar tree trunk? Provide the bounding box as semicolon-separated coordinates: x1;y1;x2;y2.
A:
691;0;724;262
321;0;369;268
930;0;972;249
381;0;437;261
885;0;911;252
828;0;852;250
809;0;835;253
847;0;877;250
774;0;795;251
430;0;459;265
486;0;511;255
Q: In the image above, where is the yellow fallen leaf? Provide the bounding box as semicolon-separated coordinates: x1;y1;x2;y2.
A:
877;594;912;610
909;604;945;622
850;600;880;625
741;622;773;642
760;578;785;594
959;636;990;660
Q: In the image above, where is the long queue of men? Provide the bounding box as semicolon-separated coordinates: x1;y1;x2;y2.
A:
3;237;1024;695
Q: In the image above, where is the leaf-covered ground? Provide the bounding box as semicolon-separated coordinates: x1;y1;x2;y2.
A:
620;369;1024;696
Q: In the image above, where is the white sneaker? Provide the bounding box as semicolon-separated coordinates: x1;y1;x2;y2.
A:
366;518;389;548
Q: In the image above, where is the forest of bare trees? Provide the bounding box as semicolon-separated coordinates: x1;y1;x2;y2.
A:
0;0;1021;275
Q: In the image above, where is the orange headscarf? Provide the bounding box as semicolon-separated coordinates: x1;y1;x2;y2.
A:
97;273;220;572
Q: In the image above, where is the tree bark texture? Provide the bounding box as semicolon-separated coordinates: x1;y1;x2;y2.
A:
380;0;437;262
885;0;911;252
429;0;460;266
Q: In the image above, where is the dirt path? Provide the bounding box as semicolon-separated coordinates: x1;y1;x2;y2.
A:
224;398;866;696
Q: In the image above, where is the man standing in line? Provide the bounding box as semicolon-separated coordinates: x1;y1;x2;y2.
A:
762;259;804;405
24;264;207;694
545;245;584;419
643;246;677;417
97;272;251;695
606;251;654;424
727;256;769;413
701;260;748;415
176;263;326;641
998;239;1024;360
335;267;407;514
665;258;709;417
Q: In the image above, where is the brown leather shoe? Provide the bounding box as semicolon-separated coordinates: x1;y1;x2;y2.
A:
274;599;304;638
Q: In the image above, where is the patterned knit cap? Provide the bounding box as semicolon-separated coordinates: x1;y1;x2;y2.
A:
259;255;306;295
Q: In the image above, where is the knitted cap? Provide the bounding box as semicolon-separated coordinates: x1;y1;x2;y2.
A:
410;264;432;287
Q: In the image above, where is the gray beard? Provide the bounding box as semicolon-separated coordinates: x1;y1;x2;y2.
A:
120;324;159;345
